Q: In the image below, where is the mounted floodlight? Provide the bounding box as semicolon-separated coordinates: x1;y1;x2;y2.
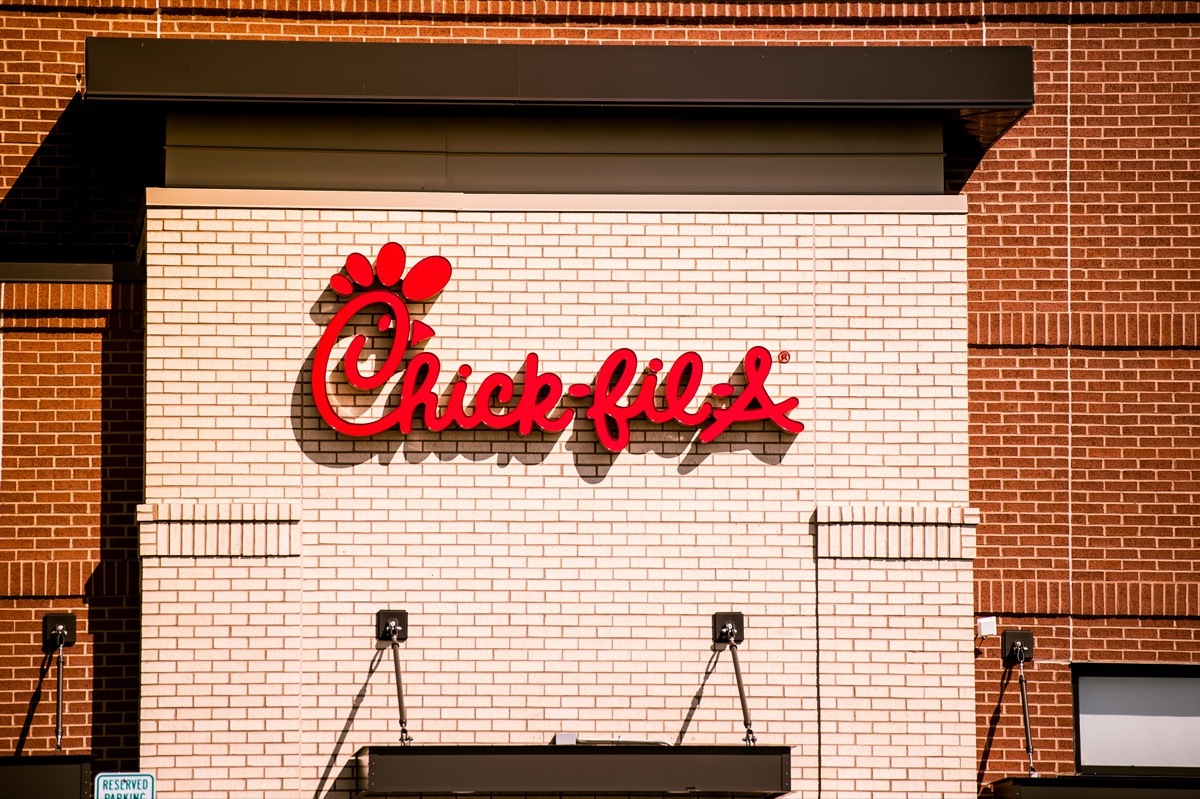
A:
1002;629;1037;777
42;612;77;750
376;610;412;745
712;612;756;746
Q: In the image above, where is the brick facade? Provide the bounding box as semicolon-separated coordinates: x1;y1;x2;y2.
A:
2;2;1198;798
0;283;143;769
131;193;974;798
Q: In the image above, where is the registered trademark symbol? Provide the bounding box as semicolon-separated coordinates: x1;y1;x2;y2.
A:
778;351;791;363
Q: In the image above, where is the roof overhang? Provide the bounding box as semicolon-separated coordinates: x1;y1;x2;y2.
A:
84;38;1032;190
86;38;1031;113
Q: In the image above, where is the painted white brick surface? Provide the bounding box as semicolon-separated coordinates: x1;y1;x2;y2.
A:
141;192;973;799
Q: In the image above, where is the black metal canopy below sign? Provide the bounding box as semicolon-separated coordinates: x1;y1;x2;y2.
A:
992;775;1200;799
355;745;791;798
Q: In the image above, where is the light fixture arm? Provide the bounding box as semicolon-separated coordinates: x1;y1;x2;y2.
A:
713;613;756;746
54;628;66;750
388;622;412;746
1001;629;1037;777
1014;644;1037;777
376;610;413;745
41;613;77;752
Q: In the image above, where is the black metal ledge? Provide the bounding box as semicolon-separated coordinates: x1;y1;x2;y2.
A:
86;39;1031;112
0;755;93;799
355;745;791;798
993;776;1200;799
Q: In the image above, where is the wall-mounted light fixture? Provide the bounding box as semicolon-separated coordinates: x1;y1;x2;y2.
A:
41;612;77;751
1001;629;1037;777
712;612;756;746
375;610;412;745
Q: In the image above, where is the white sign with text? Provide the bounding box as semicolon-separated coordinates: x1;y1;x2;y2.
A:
95;772;156;799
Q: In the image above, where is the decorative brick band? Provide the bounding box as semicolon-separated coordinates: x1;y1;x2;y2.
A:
814;506;978;560
970;311;1200;348
2;283;112;312
1;283;145;329
0;559;139;600
36;0;1190;23
1074;581;1200;618
975;578;1071;617
137;503;301;558
977;579;1200;618
0;560;95;599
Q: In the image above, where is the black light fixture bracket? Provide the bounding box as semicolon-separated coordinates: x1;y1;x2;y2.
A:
712;612;745;644
376;610;408;642
1001;629;1034;664
1001;628;1038;777
42;612;77;751
376;609;412;745
711;612;756;746
42;612;77;652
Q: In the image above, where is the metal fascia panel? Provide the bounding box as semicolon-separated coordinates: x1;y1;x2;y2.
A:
86;38;1032;111
358;745;791;797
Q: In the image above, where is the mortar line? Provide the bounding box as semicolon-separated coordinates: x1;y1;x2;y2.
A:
1066;5;1075;663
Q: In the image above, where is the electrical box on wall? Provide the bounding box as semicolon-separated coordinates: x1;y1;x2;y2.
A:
977;616;997;638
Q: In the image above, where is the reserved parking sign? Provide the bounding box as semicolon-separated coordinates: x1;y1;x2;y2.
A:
95;773;155;799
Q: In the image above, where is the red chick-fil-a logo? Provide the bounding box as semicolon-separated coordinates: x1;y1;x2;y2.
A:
312;243;804;452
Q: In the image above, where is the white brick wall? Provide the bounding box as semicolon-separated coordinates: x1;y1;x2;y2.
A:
141;559;303;797
140;191;973;799
816;560;975;798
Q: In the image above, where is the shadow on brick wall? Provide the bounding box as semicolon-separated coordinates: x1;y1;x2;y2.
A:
11;650;55;756
82;288;146;771
313;648;386;799
976;660;1015;795
0;94;160;263
2;92;158;768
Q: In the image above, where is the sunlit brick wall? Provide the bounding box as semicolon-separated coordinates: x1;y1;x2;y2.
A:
3;4;1199;797
135;192;975;799
0;283;143;769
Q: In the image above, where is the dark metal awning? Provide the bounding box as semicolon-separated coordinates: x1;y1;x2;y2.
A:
355;745;792;798
993;776;1200;799
0;755;93;799
85;39;1031;112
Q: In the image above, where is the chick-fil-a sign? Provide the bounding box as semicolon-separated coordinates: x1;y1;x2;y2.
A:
312;244;804;452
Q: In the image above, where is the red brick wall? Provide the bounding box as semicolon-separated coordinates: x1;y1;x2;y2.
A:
0;599;93;756
967;17;1200;791
0;284;144;769
1;2;1198;794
